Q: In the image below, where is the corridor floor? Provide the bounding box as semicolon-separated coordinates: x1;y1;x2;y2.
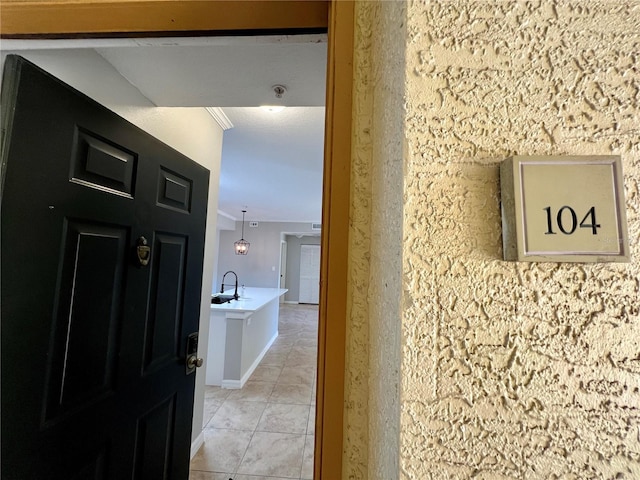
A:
190;303;318;480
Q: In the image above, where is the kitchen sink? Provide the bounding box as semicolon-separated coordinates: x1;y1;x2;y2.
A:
211;295;236;304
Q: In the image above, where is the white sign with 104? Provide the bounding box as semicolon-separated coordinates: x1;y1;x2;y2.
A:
500;155;630;263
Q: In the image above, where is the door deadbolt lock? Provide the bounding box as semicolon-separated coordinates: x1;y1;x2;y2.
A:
185;332;201;375
187;355;203;369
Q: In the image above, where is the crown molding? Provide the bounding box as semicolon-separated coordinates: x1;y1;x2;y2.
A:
217;209;237;221
206;107;234;131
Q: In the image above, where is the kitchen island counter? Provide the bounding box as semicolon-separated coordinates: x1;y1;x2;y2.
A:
210;287;287;314
207;287;287;388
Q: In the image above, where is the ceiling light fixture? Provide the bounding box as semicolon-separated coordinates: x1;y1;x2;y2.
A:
260;85;287;113
261;105;286;113
234;209;250;255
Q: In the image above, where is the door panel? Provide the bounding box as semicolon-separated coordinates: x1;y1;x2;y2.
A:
1;55;209;479
134;394;176;480
143;233;187;373
71;448;108;480
45;221;128;421
157;167;192;213
71;127;138;197
299;244;320;304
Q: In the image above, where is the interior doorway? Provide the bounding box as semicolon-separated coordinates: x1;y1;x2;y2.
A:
3;36;326;452
0;2;354;478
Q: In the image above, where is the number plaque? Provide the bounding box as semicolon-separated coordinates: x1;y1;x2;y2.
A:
500;156;630;262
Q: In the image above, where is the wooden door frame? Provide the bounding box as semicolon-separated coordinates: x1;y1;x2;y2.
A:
0;2;354;479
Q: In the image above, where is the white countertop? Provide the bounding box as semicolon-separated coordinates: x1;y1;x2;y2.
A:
210;287;287;313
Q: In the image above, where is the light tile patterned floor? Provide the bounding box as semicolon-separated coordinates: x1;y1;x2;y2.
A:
190;304;318;480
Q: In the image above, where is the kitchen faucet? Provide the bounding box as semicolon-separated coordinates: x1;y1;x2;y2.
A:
220;271;239;300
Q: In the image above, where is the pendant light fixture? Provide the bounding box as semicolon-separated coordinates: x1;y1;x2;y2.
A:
234;209;250;255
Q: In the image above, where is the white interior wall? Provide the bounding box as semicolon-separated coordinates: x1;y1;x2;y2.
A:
213;212;238;288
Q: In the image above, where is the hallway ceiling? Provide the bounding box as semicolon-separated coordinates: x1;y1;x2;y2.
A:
95;35;327;223
217;107;325;223
95;35;327;108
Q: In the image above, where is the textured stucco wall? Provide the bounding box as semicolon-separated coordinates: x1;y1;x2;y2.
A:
400;1;640;479
345;1;405;478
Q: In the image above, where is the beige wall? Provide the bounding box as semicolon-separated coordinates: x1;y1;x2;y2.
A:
345;1;405;478
348;0;640;478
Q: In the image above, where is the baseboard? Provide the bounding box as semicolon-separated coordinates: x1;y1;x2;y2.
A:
284;300;299;304
221;379;242;389
221;331;278;389
240;331;278;385
190;430;205;459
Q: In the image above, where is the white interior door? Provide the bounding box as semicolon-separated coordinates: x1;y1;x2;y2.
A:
279;241;287;303
299;244;320;304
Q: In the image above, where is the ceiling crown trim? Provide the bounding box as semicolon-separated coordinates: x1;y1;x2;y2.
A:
206;107;234;130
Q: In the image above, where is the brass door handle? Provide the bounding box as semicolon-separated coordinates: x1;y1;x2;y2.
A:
187;355;203;369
